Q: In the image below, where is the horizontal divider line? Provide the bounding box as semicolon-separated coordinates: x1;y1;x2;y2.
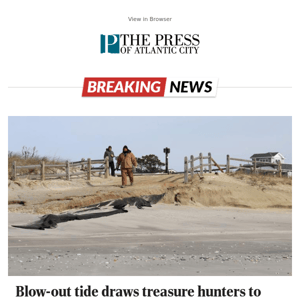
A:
8;86;292;89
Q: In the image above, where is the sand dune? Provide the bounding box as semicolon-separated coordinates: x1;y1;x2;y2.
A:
8;172;292;215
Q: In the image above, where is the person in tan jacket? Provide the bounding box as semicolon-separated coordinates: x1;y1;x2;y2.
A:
116;145;137;188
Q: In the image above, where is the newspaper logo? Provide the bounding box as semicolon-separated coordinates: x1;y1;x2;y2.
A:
100;34;120;54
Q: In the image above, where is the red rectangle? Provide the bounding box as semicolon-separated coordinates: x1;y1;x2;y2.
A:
82;77;166;97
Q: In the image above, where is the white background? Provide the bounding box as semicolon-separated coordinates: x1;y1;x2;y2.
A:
1;0;298;299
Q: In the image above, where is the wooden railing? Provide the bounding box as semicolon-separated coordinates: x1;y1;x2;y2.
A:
184;153;283;183
184;152;223;183
226;155;282;176
11;157;109;181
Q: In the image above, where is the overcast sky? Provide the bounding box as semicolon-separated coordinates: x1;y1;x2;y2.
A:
8;116;292;171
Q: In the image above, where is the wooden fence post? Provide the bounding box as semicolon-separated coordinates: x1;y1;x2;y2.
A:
184;156;188;183
41;161;45;181
66;160;70;181
226;155;230;173
278;161;282;177
81;158;85;170
200;153;203;176
105;157;109;178
87;158;91;180
208;152;212;173
190;155;194;178
253;158;256;174
12;161;17;181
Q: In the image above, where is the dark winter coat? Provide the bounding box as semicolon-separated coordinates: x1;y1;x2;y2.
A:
104;149;115;162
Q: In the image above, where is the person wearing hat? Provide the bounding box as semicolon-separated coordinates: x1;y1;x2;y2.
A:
116;145;137;188
104;146;115;176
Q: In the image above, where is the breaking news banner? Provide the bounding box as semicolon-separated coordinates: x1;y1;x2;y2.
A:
82;77;218;97
15;285;262;298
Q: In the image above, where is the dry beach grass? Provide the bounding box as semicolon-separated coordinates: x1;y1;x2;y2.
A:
8;153;66;180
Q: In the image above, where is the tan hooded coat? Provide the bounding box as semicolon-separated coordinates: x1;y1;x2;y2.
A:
117;152;137;169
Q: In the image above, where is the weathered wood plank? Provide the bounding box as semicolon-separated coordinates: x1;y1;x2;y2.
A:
87;158;91;180
105;157;109;178
226;155;230;173
211;157;224;173
208;152;212;173
45;165;66;168
17;173;67;179
210;167;237;171
278;161;282;177
70;161;88;165
41;161;45;181
70;162;88;167
230;158;253;163
91;160;105;164
184;156;188;183
16;165;40;169
190;155;194;178
200;153;203;176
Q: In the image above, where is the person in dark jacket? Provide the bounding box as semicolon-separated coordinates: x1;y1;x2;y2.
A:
104;146;115;176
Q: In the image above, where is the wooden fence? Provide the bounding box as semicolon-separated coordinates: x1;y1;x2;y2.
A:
226;155;282;176
11;157;110;181
184;153;282;183
184;152;223;183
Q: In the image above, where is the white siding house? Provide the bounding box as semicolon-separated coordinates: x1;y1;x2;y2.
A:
250;152;285;163
249;152;292;177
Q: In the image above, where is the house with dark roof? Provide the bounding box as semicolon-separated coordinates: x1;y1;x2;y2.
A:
249;152;292;177
250;152;285;164
238;152;292;177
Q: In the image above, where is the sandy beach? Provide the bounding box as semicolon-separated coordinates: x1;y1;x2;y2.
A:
8;173;292;276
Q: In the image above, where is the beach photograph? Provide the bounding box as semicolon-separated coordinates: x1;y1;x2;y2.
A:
8;116;292;276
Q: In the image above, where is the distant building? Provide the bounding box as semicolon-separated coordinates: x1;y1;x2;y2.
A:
281;163;292;177
250;152;285;164
238;152;292;177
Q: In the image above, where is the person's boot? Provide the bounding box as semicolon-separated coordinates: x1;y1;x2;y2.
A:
131;182;134;186
121;185;125;188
